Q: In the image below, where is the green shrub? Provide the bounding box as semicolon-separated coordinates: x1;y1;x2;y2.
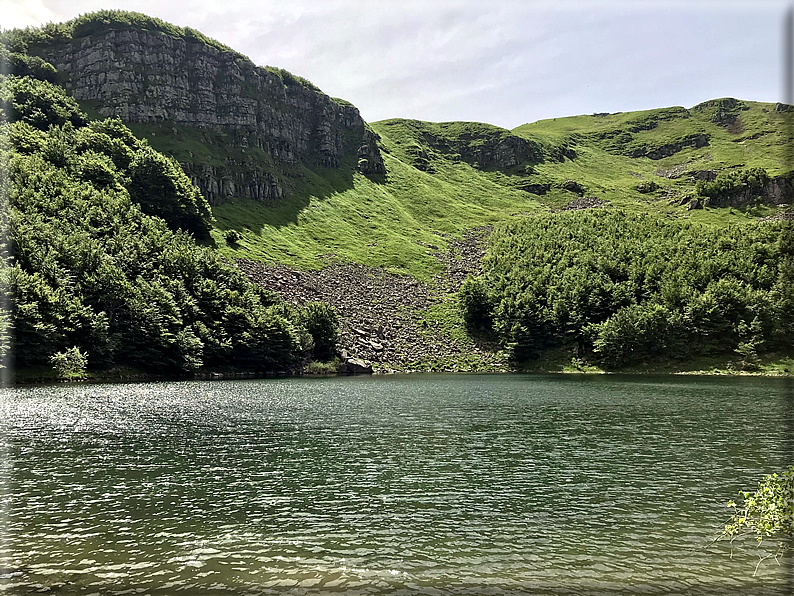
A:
478;210;793;366
301;302;339;360
721;467;794;571
459;275;494;331
304;358;342;375
128;144;213;238
696;167;769;200
224;229;242;245
50;346;88;378
1;74;338;374
0;75;86;130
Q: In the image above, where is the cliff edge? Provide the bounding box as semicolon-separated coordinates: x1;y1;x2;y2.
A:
10;11;385;204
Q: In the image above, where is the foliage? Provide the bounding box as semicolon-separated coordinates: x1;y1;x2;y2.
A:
128;145;213;238
50;346;88;379
300;301;339;360
303;358;342;375
1;76;213;236
696;167;770;201
264;66;321;93
0;76;86;130
1;74;337;375
0;44;58;82
721;467;794;571
458;275;493;331
224;229;242;245
464;210;793;367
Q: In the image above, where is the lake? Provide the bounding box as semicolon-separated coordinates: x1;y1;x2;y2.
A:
0;374;792;595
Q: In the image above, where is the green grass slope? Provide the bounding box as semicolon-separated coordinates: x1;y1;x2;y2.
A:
513;99;792;209
208;98;791;280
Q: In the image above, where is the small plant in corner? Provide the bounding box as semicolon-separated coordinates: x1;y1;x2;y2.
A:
717;467;794;576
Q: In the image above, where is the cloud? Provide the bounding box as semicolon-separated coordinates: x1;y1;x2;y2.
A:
0;0;61;29
9;0;793;128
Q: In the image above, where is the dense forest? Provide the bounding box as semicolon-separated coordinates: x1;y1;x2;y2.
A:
0;75;338;376
460;210;794;369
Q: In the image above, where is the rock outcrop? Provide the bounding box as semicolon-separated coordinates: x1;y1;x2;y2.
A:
29;25;384;203
356;128;387;176
426;130;542;169
704;174;794;209
180;162;285;205
629;133;710;160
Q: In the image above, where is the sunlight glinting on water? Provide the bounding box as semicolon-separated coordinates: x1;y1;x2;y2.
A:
0;374;790;595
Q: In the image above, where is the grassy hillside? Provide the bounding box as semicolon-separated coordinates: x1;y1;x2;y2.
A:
206;99;791;280
514;98;791;205
9;13;788;281
3;13;792;375
209;145;542;280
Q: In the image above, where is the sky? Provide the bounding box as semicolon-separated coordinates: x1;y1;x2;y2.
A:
1;0;792;129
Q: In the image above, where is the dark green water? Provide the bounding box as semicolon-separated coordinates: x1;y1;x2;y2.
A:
0;374;792;595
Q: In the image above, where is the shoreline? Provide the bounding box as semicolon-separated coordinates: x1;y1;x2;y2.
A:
6;361;793;387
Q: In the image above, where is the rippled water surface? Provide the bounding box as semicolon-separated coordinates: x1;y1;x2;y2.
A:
0;374;792;595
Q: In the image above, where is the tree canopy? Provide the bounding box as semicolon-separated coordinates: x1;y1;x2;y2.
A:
0;74;338;374
461;209;794;368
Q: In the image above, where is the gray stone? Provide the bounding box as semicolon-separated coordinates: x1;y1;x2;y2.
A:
31;27;384;205
690;170;717;182
345;358;373;374
563;179;585;195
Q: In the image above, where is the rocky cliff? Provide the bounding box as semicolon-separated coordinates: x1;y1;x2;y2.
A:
26;22;384;204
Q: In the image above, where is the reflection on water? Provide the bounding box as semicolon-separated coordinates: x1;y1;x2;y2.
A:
0;374;791;594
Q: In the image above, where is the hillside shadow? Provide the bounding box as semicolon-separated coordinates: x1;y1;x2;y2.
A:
211;156;390;237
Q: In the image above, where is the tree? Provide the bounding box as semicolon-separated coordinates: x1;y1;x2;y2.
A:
127;145;213;238
50;346;88;379
458;275;493;331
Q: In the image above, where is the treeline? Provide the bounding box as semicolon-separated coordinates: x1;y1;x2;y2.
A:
460;210;793;368
1;75;338;374
0;9;246;60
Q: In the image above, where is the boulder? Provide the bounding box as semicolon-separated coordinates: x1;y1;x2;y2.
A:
563;179;585;195
636;181;657;194
689;170;717;182
346;358;373;374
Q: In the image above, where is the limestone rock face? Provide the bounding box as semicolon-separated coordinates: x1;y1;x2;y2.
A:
179;162;284;206
357;128;386;175
32;27;384;202
704;174;794;209
426;130;542;170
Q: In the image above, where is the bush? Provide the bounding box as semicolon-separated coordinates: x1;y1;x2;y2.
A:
50;346;88;379
301;302;339;360
1;74;339;374
459;275;493;331
224;229;242;245
721;467;794;572
696;167;769;200
128;145;213;238
477;210;793;366
0;75;86;130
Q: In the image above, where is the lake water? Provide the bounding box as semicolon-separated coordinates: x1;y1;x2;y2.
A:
0;374;792;595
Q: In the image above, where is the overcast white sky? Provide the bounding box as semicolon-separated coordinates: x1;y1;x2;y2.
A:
2;0;791;129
